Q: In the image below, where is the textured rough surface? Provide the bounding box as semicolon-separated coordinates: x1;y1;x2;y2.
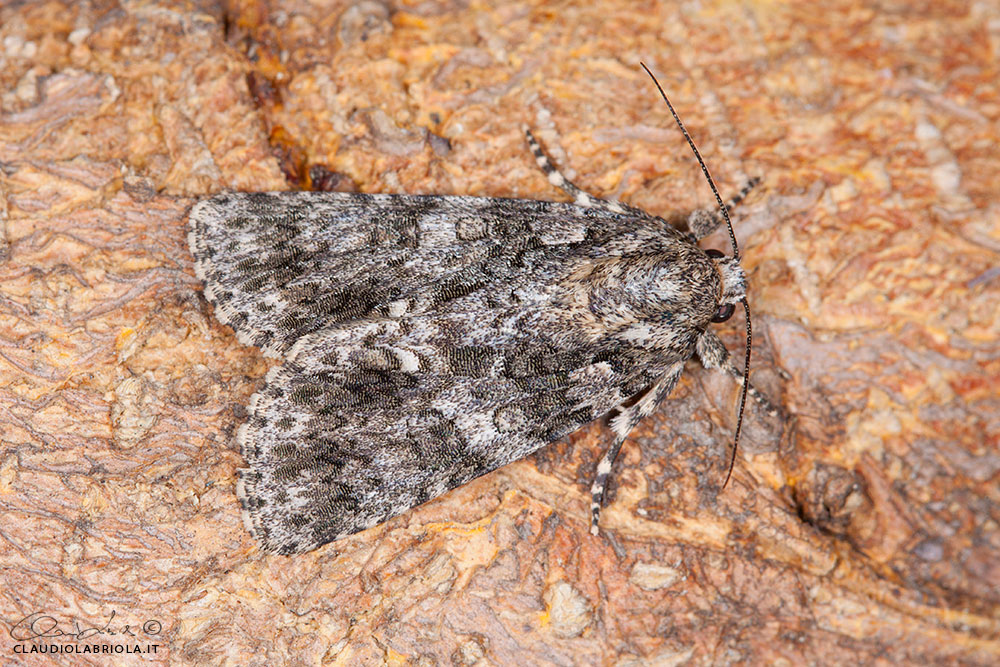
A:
0;0;998;664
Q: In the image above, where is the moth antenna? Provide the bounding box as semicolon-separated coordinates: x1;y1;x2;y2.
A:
639;62;740;262
639;62;752;489
722;299;752;489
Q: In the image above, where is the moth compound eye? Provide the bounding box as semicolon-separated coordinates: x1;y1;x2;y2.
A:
707;249;737;322
712;302;735;323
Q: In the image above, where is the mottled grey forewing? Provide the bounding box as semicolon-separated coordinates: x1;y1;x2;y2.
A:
237;308;679;554
188;191;689;357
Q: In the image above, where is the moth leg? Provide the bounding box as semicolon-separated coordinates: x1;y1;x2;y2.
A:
695;328;779;416
687;177;761;240
524;127;637;215
590;362;685;535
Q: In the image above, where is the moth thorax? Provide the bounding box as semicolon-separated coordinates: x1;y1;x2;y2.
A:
583;251;719;327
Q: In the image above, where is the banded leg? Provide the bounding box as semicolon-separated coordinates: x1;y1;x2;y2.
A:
589;362;685;535
687;177;762;240
524;128;640;216
695;329;779;416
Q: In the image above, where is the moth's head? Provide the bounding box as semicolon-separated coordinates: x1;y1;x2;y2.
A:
705;249;745;323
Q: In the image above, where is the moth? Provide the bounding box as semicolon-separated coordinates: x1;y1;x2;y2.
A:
189;65;773;554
